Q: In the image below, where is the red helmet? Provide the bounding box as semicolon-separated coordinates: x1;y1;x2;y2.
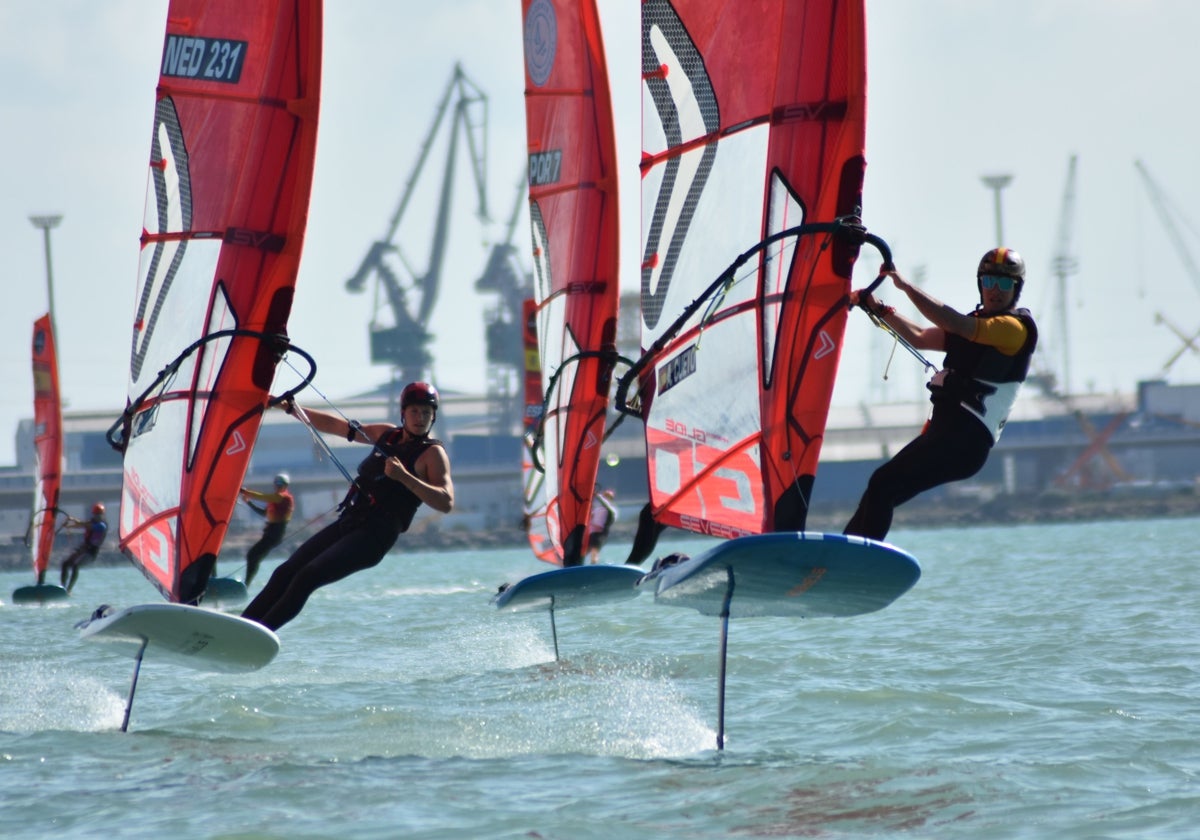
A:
400;381;440;411
91;502;106;516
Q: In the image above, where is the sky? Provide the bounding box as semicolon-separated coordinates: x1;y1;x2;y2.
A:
2;1;1199;466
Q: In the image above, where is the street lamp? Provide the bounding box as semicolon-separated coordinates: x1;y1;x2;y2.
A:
980;174;1012;245
29;214;63;330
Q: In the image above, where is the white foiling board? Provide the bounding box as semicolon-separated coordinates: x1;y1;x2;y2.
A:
492;565;644;612
78;603;279;673
643;532;921;618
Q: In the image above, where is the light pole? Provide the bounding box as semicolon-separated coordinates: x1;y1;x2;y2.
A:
29;214;63;331
980;174;1012;245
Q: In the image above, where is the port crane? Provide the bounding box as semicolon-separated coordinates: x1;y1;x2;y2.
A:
1014;156;1129;490
1136;159;1200;372
475;175;533;432
345;64;490;394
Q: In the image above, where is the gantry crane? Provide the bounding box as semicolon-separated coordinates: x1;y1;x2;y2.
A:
1036;157;1130;489
475;176;533;432
1135;159;1200;372
345;64;490;392
1049;154;1079;395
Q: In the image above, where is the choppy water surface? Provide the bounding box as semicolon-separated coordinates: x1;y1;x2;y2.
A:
2;517;1197;838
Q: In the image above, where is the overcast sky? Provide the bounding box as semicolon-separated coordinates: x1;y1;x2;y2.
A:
2;1;1198;465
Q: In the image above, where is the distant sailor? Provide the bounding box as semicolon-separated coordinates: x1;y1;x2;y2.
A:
60;502;109;594
844;248;1038;540
239;473;296;587
585;488;618;564
242;382;454;631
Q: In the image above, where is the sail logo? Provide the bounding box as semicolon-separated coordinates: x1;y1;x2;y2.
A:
225;431;247;456
657;344;697;395
529;150;562;187
162;35;247;84
813;329;836;360
523;0;557;87
225;227;285;252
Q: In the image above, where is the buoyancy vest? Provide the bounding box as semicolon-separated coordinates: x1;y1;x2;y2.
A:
928;307;1038;442
345;428;444;532
84;519;107;548
266;490;294;523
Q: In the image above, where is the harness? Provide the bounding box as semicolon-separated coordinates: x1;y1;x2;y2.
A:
929;306;1038;442
342;427;444;532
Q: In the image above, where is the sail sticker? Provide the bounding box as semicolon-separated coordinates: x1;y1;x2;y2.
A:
657;344;697;395
523;0;557;87
528;150;563;187
161;35;247;83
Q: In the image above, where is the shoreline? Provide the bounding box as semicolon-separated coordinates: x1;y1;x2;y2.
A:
4;487;1197;574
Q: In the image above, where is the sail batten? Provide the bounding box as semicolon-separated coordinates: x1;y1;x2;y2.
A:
116;0;322;604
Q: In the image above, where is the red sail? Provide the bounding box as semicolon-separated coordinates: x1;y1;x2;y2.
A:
521;0;620;565
638;0;867;535
117;0;322;602
30;314;64;581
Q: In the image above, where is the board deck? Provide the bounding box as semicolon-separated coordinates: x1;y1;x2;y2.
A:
643;532;921;618
11;583;70;604
78;603;279;673
492;565;644;613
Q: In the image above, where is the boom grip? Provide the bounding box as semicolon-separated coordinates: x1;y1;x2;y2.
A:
860;231;895;297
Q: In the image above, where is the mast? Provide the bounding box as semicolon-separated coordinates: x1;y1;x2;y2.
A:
29;214;63;334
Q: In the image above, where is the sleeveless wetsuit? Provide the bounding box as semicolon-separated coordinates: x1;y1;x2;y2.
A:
242;429;444;630
60;518;108;593
844;307;1037;540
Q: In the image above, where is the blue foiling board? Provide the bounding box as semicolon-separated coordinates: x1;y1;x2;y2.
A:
492;564;644;613
644;532;921;618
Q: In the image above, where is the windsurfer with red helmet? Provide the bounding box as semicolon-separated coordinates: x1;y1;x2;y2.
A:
242;382;454;631
845;248;1038;540
238;473;296;587
60;502;109;594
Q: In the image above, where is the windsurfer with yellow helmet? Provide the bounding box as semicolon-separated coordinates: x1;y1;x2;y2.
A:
238;473;296;587
242;382;454;631
845;247;1038;539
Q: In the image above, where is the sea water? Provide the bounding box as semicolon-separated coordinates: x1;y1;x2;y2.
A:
1;517;1197;839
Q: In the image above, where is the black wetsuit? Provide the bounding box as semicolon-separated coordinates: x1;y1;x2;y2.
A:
242;430;442;631
245;521;288;587
844;307;1037;540
61;519;107;594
